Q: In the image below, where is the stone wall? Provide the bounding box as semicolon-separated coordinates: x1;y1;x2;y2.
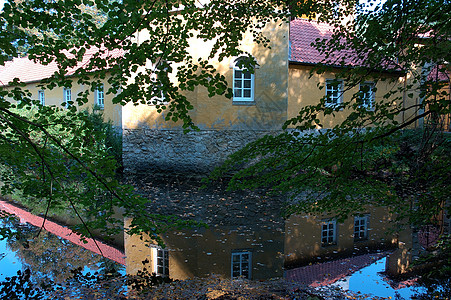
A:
123;128;281;174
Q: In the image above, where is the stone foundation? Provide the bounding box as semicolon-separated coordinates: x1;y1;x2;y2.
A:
123;129;281;174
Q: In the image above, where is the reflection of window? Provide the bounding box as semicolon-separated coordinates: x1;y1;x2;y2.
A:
325;79;343;107
153;248;169;277
233;58;254;102
38;90;45;106
354;215;369;241
321;219;337;246
359;82;374;109
63;88;71;108
95;84;104;109
231;251;252;279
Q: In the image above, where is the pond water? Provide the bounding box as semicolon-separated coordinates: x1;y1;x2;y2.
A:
0;211;442;299
0;217;125;298
333;257;427;299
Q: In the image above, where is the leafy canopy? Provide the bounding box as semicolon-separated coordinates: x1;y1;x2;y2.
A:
209;0;451;228
0;0;352;240
0;0;450;245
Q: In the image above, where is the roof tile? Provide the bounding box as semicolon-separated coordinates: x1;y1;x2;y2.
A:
0;46;124;86
290;18;363;67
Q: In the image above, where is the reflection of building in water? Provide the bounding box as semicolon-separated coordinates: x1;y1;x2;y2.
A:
122;17;420;281
125;175;399;280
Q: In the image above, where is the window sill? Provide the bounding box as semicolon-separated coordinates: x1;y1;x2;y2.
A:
359;107;375;111
321;242;337;248
325;104;343;110
354;238;368;243
232;100;256;106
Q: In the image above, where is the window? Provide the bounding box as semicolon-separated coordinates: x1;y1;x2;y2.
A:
231;251;252;279
63;88;71;108
233;58;255;102
150;71;166;105
358;82;375;109
354;215;369;241
325;79;343;107
321;219;337;246
95;84;104;109
153;248;169;277
38;90;45;106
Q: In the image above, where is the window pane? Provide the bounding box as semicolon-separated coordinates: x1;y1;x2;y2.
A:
243;72;251;79
234;70;242;78
243;89;251;98
234;89;242;98
241;269;249;277
243;80;251;88
235;80;242;88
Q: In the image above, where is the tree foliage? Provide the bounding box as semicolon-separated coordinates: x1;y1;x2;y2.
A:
209;0;451;228
0;0;357;240
0;0;449;265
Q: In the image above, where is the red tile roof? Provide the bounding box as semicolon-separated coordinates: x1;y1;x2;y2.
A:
290;18;404;71
427;65;450;82
0;46;124;86
290;18;377;68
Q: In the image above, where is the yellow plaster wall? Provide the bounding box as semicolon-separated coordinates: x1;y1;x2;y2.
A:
125;222;285;280
4;77;121;127
123;20;289;131
288;65;416;129
284;206;396;266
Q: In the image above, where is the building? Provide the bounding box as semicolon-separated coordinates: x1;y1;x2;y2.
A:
124;174;397;280
123;18;414;280
0;47;123;129
122;18;415;175
0;17;426;280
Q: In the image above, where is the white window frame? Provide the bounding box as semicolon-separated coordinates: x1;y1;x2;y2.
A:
38;90;45;106
354;215;369;241
359;82;375;110
321;219;337;247
95;84;104;109
233;58;255;102
231;251;252;279
152;247;169;277
63;88;71;108
150;70;167;105
325;79;343;107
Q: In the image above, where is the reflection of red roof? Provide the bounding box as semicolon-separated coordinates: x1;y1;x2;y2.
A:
286;251;390;287
0;47;124;86
0;199;125;265
385;276;418;290
427;65;450;82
